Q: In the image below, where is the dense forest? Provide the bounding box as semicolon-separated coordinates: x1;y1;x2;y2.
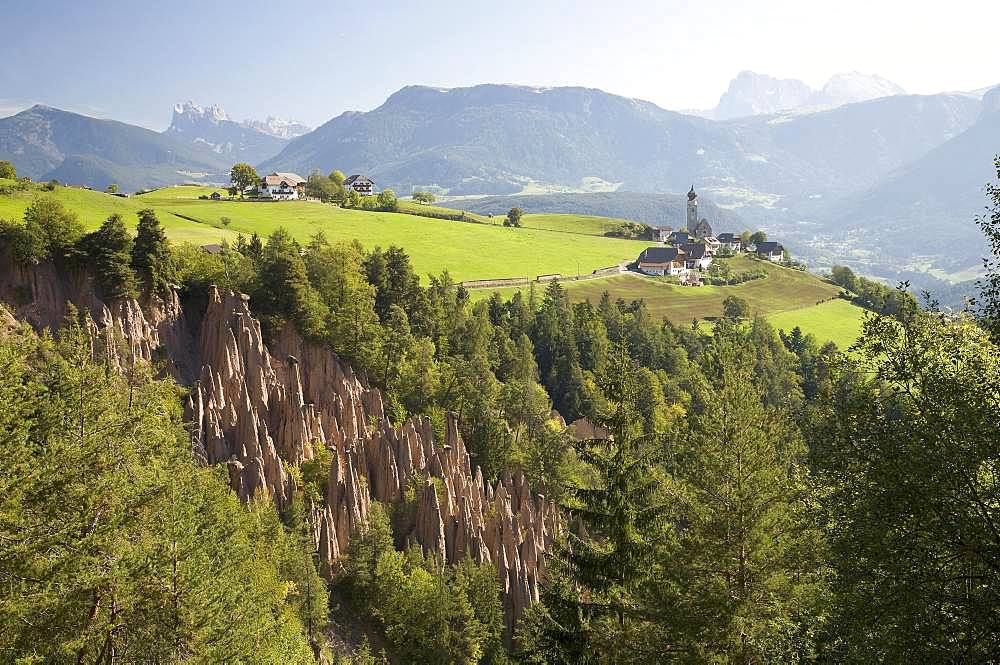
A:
1;159;999;663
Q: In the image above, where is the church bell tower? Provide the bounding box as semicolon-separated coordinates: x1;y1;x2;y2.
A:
686;185;698;230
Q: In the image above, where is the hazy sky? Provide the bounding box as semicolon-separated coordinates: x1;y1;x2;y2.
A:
3;0;998;130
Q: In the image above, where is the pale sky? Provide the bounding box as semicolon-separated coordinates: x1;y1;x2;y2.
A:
2;0;998;129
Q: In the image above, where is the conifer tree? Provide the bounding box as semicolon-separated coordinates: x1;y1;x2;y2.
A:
655;352;830;663
523;339;670;663
79;213;137;299
0;319;316;662
131;208;174;294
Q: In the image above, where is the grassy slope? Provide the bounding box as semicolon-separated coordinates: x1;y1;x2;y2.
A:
518;213;637;236
472;256;867;348
0;183;648;282
0;181;235;245
395;200;494;224
766;298;866;350
512;213;623;236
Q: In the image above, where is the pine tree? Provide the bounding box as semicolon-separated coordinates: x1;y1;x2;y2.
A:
131;208;173;294
656;354;830;663
524;339;670;663
0;320;316;662
79;213;137;299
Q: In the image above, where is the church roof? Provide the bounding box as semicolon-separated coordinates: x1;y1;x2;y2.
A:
687;185;697;201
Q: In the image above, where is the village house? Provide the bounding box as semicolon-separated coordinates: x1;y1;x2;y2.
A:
667;230;691;245
680;242;714;270
703;236;721;253
679;272;703;286
716;232;743;252
344;174;376;196
656;226;673;243
260;172;306;200
636;246;688;276
755;241;785;262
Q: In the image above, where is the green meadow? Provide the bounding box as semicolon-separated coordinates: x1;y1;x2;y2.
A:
766;298;867;350
0;181;868;346
0;183;649;282
517;213;636;236
470;256;867;348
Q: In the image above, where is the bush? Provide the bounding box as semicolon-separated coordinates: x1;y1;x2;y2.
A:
20;197;85;263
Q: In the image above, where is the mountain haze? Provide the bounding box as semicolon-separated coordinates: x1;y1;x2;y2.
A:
834;85;1000;263
264;83;980;209
704;70;907;120
0;105;230;191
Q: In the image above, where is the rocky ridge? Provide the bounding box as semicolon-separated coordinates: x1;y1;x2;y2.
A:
0;261;558;631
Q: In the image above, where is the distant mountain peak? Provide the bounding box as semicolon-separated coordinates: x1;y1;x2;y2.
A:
711;71;813;120
168;100;309;140
243;116;311;140
173;100;231;124
818;72;906;106
702;71;906;120
165;101;292;163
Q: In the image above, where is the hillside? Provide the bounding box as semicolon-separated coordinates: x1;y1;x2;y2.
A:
0;182;648;281
472;255;865;348
440;191;744;231
262;84;980;210
0;105;230;191
832;85;1000;268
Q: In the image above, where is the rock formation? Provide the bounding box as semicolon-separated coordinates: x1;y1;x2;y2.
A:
185;288;559;631
0;260;559;631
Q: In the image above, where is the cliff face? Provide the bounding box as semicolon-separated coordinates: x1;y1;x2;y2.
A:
0;254;195;379
0;262;558;630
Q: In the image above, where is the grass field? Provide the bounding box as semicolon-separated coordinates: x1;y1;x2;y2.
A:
392;199;495;224
766;298;867;350
470;256;867;348
0;183;649;282
0;181;236;245
517;213;635;236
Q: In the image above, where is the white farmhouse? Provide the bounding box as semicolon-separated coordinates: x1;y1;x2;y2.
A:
260;172;305;200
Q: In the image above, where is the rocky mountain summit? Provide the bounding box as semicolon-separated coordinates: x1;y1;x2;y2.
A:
244;115;312;140
706;70;907;120
166;101;293;164
0;255;558;634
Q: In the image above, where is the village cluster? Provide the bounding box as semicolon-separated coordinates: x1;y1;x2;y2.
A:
218;172;377;200
634;187;785;285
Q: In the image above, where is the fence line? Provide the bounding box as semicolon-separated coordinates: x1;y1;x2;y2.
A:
459;264;625;290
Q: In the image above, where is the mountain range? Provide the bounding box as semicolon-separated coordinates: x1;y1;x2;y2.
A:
166;101;310;164
699;71;908;120
0;101;311;192
0;104;231;192
1;74;998;272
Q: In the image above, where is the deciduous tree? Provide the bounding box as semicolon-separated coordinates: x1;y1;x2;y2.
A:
229;162;259;197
